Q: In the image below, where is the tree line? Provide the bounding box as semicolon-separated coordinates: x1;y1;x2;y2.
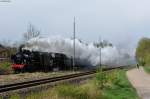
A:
136;37;150;66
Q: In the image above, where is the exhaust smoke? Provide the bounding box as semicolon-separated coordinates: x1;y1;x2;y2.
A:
23;36;134;67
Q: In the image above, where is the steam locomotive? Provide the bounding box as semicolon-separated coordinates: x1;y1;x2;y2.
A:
11;47;73;72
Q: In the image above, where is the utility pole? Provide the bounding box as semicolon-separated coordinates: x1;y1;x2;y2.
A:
99;36;102;69
73;17;76;71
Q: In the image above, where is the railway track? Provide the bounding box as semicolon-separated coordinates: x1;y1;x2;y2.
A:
0;70;96;93
0;66;131;93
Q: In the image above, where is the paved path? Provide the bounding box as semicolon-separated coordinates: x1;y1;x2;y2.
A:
127;67;150;99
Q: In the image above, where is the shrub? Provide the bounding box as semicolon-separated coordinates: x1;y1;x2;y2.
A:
95;69;107;89
107;70;120;86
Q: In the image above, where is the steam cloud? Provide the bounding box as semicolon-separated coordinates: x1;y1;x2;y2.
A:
23;36;135;67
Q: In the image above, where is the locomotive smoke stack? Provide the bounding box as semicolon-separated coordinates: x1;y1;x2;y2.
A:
19;44;25;52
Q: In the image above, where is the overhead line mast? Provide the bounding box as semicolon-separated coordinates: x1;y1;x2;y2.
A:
73;17;76;71
99;36;102;69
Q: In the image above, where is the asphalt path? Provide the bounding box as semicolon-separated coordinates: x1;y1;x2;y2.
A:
127;67;150;99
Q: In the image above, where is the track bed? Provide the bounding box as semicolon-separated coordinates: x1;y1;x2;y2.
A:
0;71;80;86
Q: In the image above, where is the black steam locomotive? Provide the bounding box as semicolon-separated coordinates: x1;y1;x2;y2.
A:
11;48;73;72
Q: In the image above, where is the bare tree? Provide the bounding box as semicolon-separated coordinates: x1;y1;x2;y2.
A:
23;23;40;41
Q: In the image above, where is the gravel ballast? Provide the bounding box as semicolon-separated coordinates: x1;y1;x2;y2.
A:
0;71;80;86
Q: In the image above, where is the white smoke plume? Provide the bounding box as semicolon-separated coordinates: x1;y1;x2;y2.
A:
23;36;135;67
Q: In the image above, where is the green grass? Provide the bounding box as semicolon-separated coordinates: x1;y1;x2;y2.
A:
55;83;103;99
7;69;139;99
143;66;150;73
10;94;20;99
102;70;139;99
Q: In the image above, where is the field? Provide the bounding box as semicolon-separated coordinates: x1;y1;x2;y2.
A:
8;69;139;99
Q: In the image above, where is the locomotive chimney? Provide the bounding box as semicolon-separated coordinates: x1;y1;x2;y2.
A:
19;44;25;52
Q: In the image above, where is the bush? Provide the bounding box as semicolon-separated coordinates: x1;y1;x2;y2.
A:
107;70;120;86
95;69;107;89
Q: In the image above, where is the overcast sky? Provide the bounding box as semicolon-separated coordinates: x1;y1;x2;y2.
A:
0;0;150;54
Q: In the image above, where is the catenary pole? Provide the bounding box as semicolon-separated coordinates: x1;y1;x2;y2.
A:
99;36;102;69
73;17;76;71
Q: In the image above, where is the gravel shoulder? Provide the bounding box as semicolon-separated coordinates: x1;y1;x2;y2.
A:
127;67;150;99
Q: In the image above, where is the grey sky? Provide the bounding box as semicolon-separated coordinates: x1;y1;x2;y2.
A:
0;0;150;54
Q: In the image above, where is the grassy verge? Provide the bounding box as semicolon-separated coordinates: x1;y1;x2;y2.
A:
101;70;138;99
7;69;139;99
143;66;150;73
